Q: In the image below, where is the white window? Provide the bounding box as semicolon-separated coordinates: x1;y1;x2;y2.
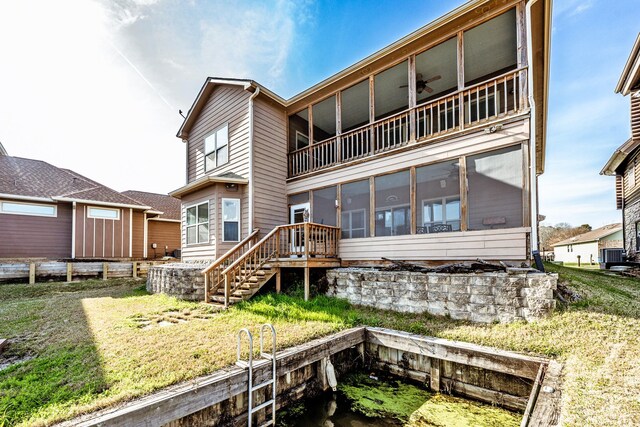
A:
186;202;209;245
422;197;461;232
0;201;56;217
341;209;367;238
88;206;120;220
205;124;229;171
222;198;240;241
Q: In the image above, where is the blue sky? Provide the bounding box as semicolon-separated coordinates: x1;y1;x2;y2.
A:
0;0;636;228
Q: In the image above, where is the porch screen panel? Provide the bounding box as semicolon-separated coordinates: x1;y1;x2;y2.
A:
416;160;461;233
341;80;369;132
313;186;337;226
466;145;523;230
375;171;410;236
464;9;517;85
288;192;309;206
341;180;370;239
374;60;409;120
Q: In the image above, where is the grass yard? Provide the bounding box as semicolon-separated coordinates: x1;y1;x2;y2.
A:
0;264;639;426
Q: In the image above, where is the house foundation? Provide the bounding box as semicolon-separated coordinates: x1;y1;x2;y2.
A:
147;263;206;301
326;269;557;323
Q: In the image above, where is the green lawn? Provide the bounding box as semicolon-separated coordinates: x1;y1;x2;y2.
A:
0;264;639;426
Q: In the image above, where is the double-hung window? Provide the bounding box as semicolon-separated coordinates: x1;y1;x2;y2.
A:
204;124;229;171
222;198;240;242
186;202;209;245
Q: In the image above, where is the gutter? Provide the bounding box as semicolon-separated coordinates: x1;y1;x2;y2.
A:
51;197;151;210
526;0;542;255
0;193;55;203
71;201;76;259
248;87;260;233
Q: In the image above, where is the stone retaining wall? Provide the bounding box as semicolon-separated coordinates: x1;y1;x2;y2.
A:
147;263;205;301
326;269;557;323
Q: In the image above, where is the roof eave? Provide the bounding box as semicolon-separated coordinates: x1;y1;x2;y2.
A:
601;138;639;175
169;176;249;199
51;197;150;210
615;33;640;95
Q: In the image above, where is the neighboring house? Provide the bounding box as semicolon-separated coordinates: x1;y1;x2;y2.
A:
552;224;623;265
601;33;640;260
0;155;179;260
0;141;7;156
171;0;552;268
122;190;182;258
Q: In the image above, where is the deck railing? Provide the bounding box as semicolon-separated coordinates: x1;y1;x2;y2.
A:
288;68;526;178
218;222;340;307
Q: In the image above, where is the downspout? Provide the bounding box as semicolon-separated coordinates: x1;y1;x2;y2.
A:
526;0;541;257
71;201;76;259
143;212;148;259
248;86;260;234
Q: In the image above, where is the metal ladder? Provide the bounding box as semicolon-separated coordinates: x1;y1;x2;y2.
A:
237;324;277;427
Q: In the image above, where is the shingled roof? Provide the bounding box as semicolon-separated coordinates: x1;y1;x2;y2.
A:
122;190;181;221
552;224;622;247
0;156;148;208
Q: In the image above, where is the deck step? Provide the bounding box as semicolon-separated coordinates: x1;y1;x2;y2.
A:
210;295;244;304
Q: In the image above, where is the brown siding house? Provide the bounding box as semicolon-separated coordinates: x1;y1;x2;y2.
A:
171;0;551;266
601;33;640;259
0;156;180;260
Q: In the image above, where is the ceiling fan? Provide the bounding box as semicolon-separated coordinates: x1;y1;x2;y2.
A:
399;74;441;94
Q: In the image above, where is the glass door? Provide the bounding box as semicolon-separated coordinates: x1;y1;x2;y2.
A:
289;203;310;256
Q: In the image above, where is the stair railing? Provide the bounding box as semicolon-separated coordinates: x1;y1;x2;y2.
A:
220;223;340;308
201;228;261;303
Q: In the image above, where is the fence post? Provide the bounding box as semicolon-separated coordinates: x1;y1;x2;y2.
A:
29;262;35;284
66;262;72;282
102;262;108;280
132;261;138;279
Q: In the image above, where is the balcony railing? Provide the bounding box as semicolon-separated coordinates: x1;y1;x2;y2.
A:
288;68;527;178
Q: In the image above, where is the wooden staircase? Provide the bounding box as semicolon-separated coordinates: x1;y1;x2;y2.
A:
208;267;277;305
201;223;340;308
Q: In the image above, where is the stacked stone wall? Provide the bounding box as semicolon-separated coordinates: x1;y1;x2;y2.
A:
147;263;205;301
326;269;557;323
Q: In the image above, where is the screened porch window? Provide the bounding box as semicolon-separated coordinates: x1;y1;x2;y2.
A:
222;198;240;242
341;180;370;239
466;145;523;230
204;124;229;171
186;202;209;245
375;171;410;236
416;160;461;233
312;186;337;226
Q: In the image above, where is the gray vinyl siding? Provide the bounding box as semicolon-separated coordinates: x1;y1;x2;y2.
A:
180;184;249;262
187;86;251;183
252;96;288;235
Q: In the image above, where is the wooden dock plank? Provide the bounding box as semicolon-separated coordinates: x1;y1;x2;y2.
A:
366;327;545;380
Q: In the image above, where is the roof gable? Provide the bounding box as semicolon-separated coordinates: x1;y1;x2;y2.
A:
552;224;622;247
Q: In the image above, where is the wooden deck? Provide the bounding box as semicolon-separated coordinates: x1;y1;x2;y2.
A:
202;223;341;307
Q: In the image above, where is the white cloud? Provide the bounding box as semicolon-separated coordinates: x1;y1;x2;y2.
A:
0;0;311;196
554;0;594;17
0;0;184;194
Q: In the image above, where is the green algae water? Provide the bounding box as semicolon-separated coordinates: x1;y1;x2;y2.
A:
277;373;521;427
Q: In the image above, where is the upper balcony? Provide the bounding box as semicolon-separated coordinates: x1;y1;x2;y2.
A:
287;7;529;179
